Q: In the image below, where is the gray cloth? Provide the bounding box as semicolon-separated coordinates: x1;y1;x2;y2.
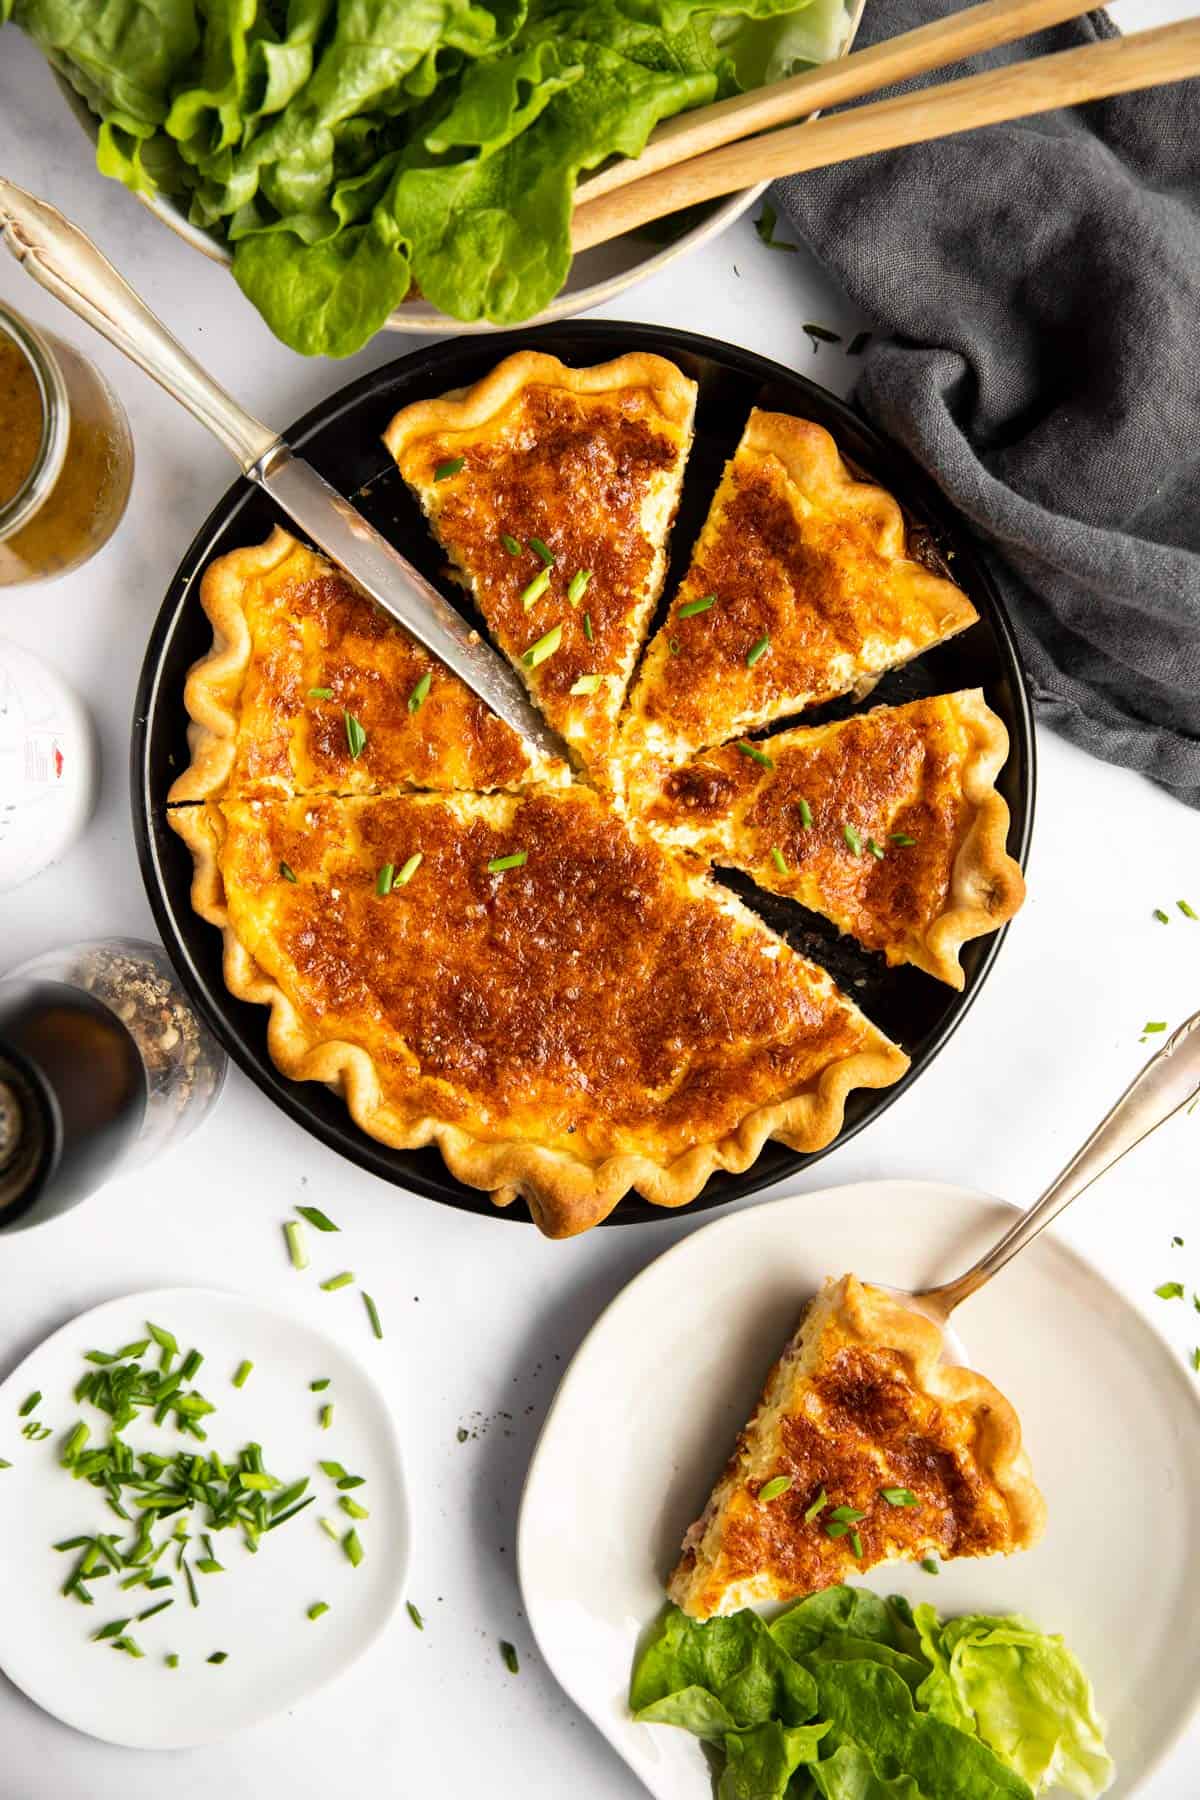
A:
774;5;1200;806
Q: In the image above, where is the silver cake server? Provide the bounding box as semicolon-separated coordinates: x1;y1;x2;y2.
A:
0;178;566;766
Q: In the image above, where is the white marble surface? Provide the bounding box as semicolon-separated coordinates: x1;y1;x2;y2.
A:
1;9;1197;1797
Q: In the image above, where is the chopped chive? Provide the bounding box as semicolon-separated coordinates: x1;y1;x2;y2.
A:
735;742;774;770
297;1205;339;1233
849;1530;864;1558
311;1379;331;1392
847;330;873;355
265;1497;316;1532
195;1559;224;1575
804;1487;828;1524
179;1349;203;1382
93;1618;131;1641
668;638;680;656
890;832;916;846
529;537;555;567
758;1475;792;1502
407;670;432;714
362;1293;383;1341
770;847;787;876
677;593;716;619
500;1640;520;1674
520;567;552;612
1154;908;1170;923
61;1422;90;1463
207;1651;228;1665
522;623;562;668
827;1505;867;1523
166;1653;179;1668
395;851;423;888
1144;1021;1168;1034
307;686;333;701
280;860;297;883
320;1272;355;1292
183;1561;199;1608
113;1339;151;1360
285;1221;309;1271
567;569;591;605
18;1392;40;1418
434;457;464;481
146;1322;178;1355
137;1598;174;1622
881;1486;918;1507
343;1529;364;1569
866;837;885;860
376;862;395;896
239;1473;280;1492
501;532;522;556
746;634;770;667
843;824;862;855
582;612;594;642
803;322;842;350
921;1557;939;1574
797;798;813;829
1179;900;1197;919
344;712;367;760
407;1600;424;1630
146;1577;172;1591
488;851;527;874
337;1476;366;1492
232;1361;253;1390
320;1405;333;1431
1155;1281;1184;1299
112;1635;145;1658
55;1537;94;1552
319;1517;340;1541
319;1461;348;1479
1174;1236;1185;1247
339;1495;369;1519
569;674;601;696
308;1602;330;1621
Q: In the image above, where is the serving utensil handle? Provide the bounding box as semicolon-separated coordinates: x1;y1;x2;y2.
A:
916;1009;1200;1318
0;179;278;472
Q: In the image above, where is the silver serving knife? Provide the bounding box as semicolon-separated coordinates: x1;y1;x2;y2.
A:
0;179;566;766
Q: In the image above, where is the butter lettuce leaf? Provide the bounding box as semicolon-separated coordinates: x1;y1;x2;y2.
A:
631;1606;819;1730
720;1721;830;1800
811;1744;927;1800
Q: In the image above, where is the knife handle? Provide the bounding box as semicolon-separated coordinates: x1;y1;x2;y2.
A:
0;178;279;473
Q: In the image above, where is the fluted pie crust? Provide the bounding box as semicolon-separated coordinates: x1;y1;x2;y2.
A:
669;1274;1046;1618
168;352;1024;1237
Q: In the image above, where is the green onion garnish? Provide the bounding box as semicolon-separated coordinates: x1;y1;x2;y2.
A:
376;863;395;896
770;847;787;875
866;837;885;860
232;1361;253;1391
137;1598;174;1622
166;1652;179;1667
207;1651;228;1664
735;742;773;770
196;1558;223;1575
758;1475;792;1502
93;1617;130;1641
343;1529;364;1569
881;1487;918;1507
407;1600;424;1630
179;1349;203;1382
843;824;862;855
407;671;432;714
308;687;333;701
803;1487;828;1524
319;1461;348;1479
311;1379;331;1392
488;851;527;874
320;1405;333;1431
678;594;716;619
921;1557;939;1574
827;1505;866;1522
1156;1281;1184;1299
522;623;562;668
308;1602;329;1621
1180;900;1197;920
395;852;423;887
339;1495;369;1519
567;569;591;605
183;1561;198;1608
890;832;916;847
746;634;770;667
320;1272;355;1291
112;1635;145;1658
520;567;551;612
434;457;464;481
1154;908;1170;923
362;1292;384;1341
319;1517;340;1541
529;537;555;567
583;612;594;642
849;1530;864;1558
501;533;521;556
296;1206;339;1233
668;638;680;656
500;1640;520;1674
1144;1021;1168;1034
797;798;813;829
570;674;601;696
344;712;367;760
803;322;842;349
62;1422;89;1463
285;1221;308;1270
147;1323;177;1356
280;861;298;883
18;1392;40;1417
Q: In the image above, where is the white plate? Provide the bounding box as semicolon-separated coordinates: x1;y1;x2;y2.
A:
0;1287;411;1747
518;1180;1200;1800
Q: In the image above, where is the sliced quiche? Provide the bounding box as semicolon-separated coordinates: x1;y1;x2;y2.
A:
621;411;978;767
632;692;1024;988
384;350;696;770
669;1274;1045;1619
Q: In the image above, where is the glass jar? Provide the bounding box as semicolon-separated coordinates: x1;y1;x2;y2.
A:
0;305;134;586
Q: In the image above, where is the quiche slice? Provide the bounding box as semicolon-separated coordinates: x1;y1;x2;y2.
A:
621;411;979;768
171;787;907;1238
632;692;1024;988
168;527;566;804
383;351;696;770
670;1274;1045;1620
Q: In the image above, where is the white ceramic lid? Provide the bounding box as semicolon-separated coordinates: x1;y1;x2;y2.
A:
0;638;98;893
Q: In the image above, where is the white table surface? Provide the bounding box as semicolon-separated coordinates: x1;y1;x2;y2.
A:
1;8;1196;1796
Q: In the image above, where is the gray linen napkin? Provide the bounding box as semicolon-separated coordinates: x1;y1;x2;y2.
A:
774;5;1200;806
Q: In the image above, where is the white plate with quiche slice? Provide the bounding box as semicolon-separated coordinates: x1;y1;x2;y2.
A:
518;1180;1200;1799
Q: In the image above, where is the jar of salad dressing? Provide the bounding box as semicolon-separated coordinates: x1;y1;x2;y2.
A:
0;304;134;585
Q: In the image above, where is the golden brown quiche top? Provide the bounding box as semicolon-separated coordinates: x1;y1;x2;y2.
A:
669;1274;1045;1619
383;351;696;769
173;788;908;1237
621;411;979;767
633;691;1024;988
168;528;563;804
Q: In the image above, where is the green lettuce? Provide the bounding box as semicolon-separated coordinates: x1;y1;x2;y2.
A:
631;1605;819;1729
720;1721;830;1800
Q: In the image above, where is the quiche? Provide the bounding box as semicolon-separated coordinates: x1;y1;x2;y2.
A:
632;692;1024;988
383;350;696;769
669;1274;1045;1619
172;789;907;1238
168;528;565;804
621;411;979;768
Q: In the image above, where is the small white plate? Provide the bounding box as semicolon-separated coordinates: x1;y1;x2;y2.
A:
518;1180;1200;1800
0;1287;411;1747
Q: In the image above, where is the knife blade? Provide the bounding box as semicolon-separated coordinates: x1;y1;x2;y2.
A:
0;178;566;767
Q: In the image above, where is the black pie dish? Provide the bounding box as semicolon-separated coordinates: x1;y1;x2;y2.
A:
131;320;1035;1229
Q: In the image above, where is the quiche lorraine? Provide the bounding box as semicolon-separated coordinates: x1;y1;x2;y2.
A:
621;411;978;768
669;1275;1045;1619
632;692;1024;988
383;350;696;769
171;789;907;1238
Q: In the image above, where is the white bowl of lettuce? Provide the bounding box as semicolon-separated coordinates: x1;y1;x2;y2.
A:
11;0;860;357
